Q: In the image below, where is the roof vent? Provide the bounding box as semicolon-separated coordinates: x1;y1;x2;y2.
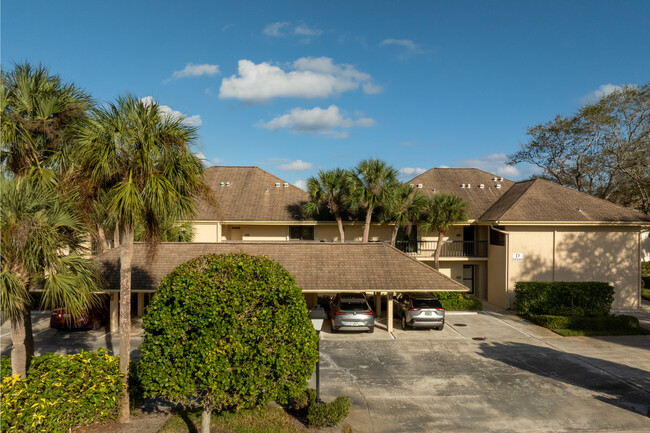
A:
461;184;466;188
499;177;504;182
275;182;280;187
479;184;485;189
493;177;498;182
467;184;471;188
220;182;225;187
265;187;269;192
417;184;423;189
409;184;414;188
496;184;501;189
226;182;230;187
283;182;288;187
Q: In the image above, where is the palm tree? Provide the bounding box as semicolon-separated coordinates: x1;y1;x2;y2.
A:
302;168;350;242
347;159;398;242
420;194;469;270
1;62;91;178
76;94;205;421
1;176;100;378
381;182;427;246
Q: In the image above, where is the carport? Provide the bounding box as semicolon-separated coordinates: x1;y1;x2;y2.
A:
95;241;469;333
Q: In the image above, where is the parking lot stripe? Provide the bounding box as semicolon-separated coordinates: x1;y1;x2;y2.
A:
445;323;467;339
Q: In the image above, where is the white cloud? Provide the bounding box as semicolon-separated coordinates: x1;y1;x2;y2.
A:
140;96;202;127
380;38;418;50
170;63;220;80
580;83;627;104
457;153;521;178
277;160;313;171
398;167;427;179
256;105;375;138
219;57;378;103
362;82;383;94
294;179;307;190
195;152;223;167
294;24;322;36
263;21;290;37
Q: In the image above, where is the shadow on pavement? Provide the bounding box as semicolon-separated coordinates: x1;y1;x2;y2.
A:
478;341;650;417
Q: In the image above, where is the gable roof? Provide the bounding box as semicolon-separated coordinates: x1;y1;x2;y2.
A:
95;242;468;293
408;168;515;220
195;166;309;222
480;178;650;223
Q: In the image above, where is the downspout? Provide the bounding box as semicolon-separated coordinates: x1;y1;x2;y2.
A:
491;225;511;308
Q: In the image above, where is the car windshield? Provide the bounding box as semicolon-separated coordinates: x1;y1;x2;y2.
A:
340;301;368;311
413;299;442;309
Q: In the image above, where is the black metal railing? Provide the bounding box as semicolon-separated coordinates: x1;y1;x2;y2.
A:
394;240;488;258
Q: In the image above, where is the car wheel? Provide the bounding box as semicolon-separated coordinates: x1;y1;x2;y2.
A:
436;323;444;331
367;327;374;334
401;314;408;330
92;320;102;331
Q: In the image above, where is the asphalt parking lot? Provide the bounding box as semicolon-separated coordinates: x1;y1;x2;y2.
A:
2;309;650;432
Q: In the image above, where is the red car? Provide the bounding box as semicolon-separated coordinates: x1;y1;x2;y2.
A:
50;308;107;330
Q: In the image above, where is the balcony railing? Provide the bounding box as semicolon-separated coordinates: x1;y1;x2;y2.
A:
394;240;488;258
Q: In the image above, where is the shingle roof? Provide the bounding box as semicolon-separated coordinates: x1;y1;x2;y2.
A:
407;168;514;220
480;178;650;223
195;166;310;221
96;242;468;293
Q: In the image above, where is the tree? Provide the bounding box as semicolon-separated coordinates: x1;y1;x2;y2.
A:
347;159;398;242
509;84;650;213
0;176;100;377
302;168;350;242
1;62;91;179
76;94;206;421
419;194;469;270
380;182;427;246
136;253;319;433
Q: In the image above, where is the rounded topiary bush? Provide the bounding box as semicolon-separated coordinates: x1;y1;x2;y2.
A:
135;252;319;422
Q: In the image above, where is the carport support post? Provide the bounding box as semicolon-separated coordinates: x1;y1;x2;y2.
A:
375;293;382;317
387;292;393;333
137;293;145;317
109;293;118;333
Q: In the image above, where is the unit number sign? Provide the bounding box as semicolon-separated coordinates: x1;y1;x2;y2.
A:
512;253;524;262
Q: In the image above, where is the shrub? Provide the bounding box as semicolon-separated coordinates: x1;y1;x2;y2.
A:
514;282;613;317
642;261;650;275
642;276;650;289
432;292;482;311
525;314;642;331
0;349;124;433
307;396;351;428
136;253;319;421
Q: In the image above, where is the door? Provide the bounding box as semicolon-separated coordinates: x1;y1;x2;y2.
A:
462;265;474;293
463;226;475;256
230;226;242;241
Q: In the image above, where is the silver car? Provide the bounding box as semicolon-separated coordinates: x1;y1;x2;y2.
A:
394;293;445;330
329;293;374;333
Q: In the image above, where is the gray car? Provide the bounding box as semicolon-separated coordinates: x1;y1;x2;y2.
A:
394;293;445;330
329;293;374;333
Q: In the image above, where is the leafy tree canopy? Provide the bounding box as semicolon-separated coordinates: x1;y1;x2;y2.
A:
136;252;319;417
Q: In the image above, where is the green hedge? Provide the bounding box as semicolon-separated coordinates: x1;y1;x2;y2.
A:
514;281;613;317
642;276;650;289
525;314;641;331
289;388;350;428
432;292;482;311
0;350;125;433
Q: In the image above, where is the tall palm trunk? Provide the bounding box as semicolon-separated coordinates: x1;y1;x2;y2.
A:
334;210;345;243
97;224;107;253
10;309;34;377
362;206;373;242
433;231;444;270
118;224;134;422
391;222;400;246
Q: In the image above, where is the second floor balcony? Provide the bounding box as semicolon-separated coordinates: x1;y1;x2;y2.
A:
395;240;488;258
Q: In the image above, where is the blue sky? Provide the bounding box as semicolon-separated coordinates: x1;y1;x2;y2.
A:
3;0;649;188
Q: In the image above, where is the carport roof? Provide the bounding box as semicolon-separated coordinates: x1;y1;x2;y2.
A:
95;242;469;293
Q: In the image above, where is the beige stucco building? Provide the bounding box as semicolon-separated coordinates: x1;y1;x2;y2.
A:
191;166;650;311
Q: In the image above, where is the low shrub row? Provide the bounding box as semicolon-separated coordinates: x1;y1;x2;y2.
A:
0;349;125;433
524;314;642;331
291;388;350;428
514;281;613;317
432;292;482;311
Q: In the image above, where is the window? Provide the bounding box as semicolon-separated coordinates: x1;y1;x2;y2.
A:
289;226;314;240
490;226;505;246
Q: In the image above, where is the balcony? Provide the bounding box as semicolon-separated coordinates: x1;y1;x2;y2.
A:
394;240;488;258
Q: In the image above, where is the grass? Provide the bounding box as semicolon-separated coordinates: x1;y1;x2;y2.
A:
160;406;308;433
552;328;650;337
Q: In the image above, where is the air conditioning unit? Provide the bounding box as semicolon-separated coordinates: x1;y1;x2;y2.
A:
283;183;288;187
417;184;423;189
275;183;280;187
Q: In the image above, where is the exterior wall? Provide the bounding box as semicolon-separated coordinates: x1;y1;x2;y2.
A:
239;225;289;241
193;222;218;242
487;243;507;308
497;225;641;310
422;261;487;296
